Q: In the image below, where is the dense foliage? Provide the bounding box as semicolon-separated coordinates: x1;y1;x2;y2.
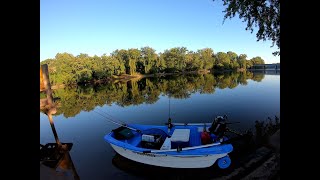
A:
217;0;280;55
40;47;265;85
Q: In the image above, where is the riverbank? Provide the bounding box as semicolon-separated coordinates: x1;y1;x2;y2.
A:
115;69;211;80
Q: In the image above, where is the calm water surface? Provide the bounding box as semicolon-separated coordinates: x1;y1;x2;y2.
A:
40;70;280;179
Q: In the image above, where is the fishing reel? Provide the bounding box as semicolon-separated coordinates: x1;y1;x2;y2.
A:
166;118;173;129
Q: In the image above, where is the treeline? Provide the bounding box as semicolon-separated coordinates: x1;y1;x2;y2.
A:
40;47;265;85
42;71;265;118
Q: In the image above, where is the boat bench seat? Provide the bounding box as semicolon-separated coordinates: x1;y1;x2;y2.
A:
171;129;190;142
171;129;190;148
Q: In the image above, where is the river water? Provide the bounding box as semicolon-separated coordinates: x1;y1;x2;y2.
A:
40;70;280;179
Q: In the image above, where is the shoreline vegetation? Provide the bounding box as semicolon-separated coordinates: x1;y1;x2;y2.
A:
41;47;267;88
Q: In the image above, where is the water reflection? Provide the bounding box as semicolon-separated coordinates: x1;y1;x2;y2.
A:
40;114;80;180
40;70;279;179
40;91;80;180
49;71;268;118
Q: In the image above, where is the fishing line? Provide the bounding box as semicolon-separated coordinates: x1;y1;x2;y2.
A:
93;110;141;132
95;108;126;125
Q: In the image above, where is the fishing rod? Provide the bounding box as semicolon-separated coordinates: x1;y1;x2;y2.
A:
95;108;127;125
226;128;243;136
166;93;173;129
168;95;171;120
93;110;141;133
225;122;241;125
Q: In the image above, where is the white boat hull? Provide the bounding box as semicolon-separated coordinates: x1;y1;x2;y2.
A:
111;144;228;168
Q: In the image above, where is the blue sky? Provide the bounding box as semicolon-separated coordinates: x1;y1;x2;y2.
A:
40;0;280;63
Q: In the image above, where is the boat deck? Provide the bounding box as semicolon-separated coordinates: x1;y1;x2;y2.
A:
116;125;203;148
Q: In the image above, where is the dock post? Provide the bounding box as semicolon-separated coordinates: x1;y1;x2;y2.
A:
41;64;53;105
41;64;61;145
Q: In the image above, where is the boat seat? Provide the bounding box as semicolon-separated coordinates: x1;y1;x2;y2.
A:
170;129;190;149
171;129;190;142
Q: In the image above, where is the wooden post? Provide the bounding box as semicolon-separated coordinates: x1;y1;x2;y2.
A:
40;64;60;145
40;67;44;91
41;64;80;179
41;64;53;105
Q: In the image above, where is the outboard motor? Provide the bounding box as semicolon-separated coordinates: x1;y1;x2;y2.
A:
209;115;228;139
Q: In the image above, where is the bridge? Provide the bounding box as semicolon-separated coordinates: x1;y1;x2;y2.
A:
251;63;280;70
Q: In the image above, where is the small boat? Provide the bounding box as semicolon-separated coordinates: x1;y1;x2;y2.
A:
104;116;234;169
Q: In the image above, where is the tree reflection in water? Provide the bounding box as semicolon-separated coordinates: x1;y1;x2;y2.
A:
49;71;265;118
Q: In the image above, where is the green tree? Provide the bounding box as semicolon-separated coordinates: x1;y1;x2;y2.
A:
246;59;253;69
227;51;238;61
127;49;141;75
185;51;202;71
215;52;230;69
231;60;240;69
156;53;167;73
100;54;125;76
41;47;267;86
237;54;247;69
163;47;188;72
227;51;239;69
53;53;78;85
112;49;130;74
198;48;215;70
250;56;265;65
140;47;158;74
216;0;280;55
